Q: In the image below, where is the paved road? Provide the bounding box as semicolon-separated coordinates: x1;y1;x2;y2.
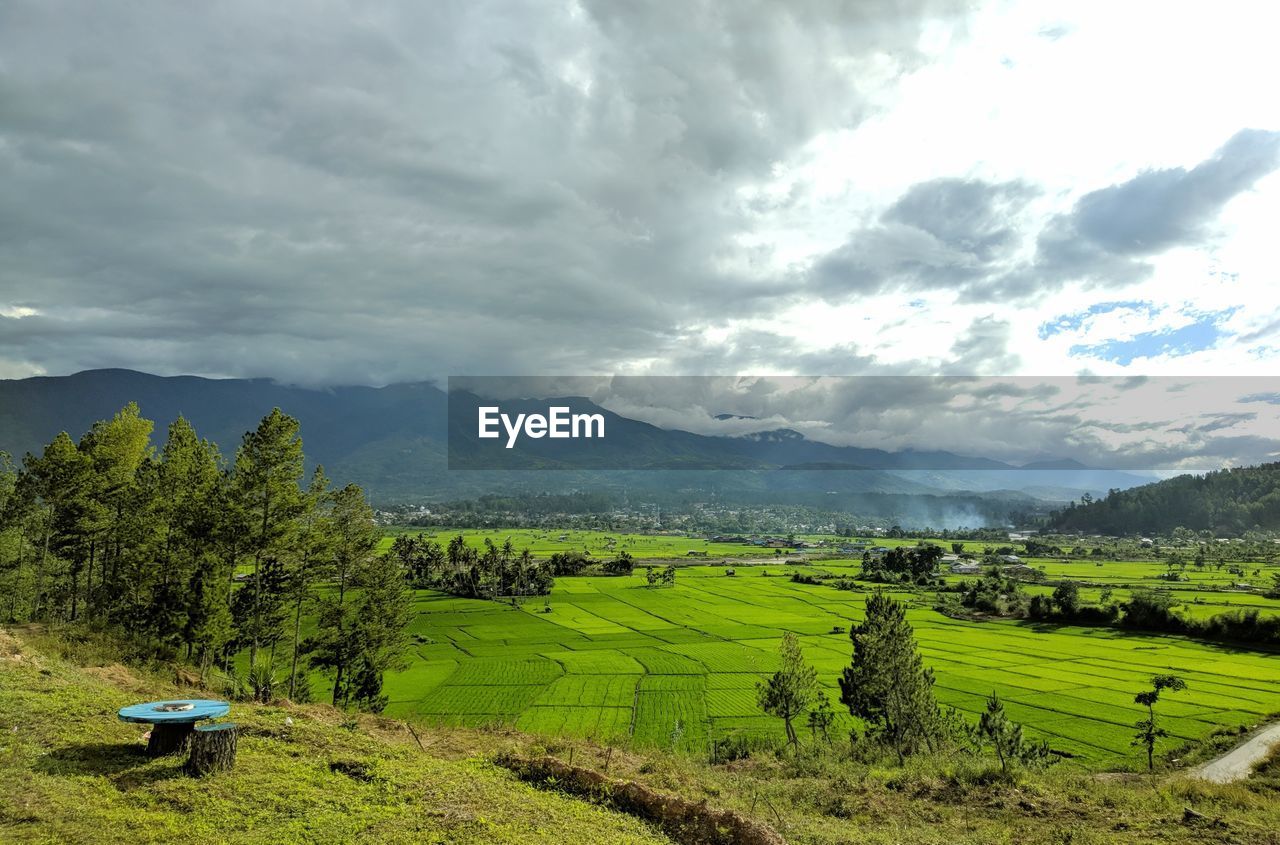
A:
1194;724;1280;783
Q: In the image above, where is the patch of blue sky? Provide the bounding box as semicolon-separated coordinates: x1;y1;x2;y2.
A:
1068;308;1237;365
1037;300;1154;339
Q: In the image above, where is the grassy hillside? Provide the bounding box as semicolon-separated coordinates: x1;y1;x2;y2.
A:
7;626;1280;845
0;627;671;845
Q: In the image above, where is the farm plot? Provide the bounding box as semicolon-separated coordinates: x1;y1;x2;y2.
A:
632;675;709;752
379;569;1280;768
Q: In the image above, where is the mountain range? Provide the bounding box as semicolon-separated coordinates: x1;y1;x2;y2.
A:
0;369;1155;508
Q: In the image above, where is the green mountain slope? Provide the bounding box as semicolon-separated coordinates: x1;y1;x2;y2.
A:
1050;463;1280;535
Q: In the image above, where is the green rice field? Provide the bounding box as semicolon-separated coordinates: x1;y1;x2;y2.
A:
379;561;1280;768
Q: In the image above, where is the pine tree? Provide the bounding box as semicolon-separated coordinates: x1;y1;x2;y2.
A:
151;417;225;655
840;591;941;763
287;466;334;700
231;556;290;698
0;452;26;621
348;551;411;712
756;631;818;750
807;692;834;745
978;692;1021;773
24;432;94;620
307;483;378;707
231;409;305;670
78;403;154;622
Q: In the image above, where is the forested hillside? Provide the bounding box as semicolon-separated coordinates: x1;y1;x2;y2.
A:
0;402;417;712
1050;463;1280;535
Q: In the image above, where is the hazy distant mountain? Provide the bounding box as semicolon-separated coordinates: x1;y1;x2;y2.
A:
0;369;449;500
0;369;1153;506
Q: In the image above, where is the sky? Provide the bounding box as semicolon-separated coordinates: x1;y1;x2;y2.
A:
1;0;1279;465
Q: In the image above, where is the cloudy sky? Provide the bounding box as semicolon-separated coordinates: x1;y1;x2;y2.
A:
2;0;1279;393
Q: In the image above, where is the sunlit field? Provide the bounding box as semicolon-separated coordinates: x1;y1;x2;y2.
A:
378;561;1280;768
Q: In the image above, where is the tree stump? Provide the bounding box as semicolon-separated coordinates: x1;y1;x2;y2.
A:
185;723;238;776
147;722;195;757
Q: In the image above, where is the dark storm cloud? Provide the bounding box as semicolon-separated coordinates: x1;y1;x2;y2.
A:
0;0;972;384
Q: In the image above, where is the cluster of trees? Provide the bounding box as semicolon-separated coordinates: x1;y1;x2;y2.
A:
958;569;1030;616
1027;581;1119;625
0;404;409;712
859;545;944;585
757;592;1052;770
1051;464;1280;535
387;533;553;601
539;549;634;577
645;565;676;587
1121;590;1280;646
962;578;1280;648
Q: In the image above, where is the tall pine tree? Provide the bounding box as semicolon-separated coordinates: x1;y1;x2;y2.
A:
840;591;941;763
231;408;304;670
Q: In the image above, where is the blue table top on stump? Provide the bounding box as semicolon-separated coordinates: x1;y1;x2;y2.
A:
117;699;230;725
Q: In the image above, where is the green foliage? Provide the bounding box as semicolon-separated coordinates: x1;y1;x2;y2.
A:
806;692;834;745
756;631;818;750
1131;674;1187;771
307;484;380;707
839;591;942;763
0;403;410;714
1052;463;1280;534
978;692;1020;774
232;408;305;669
974;692;1052;773
1051;581;1080;615
601;550;634;575
860;544;942;583
645;565;676;587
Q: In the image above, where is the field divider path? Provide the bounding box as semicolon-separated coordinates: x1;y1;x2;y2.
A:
628;674;643;738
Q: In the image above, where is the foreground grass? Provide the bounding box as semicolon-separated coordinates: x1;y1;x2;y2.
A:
6;626;1280;845
0;627;671;845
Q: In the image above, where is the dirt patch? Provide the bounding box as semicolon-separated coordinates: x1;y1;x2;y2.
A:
0;628;25;660
81;663;149;692
496;753;786;845
173;667;206;689
329;759;376;782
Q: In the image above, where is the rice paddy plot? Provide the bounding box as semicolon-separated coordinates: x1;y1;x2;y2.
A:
384;564;1280;768
632;675;709;753
533;675;639;708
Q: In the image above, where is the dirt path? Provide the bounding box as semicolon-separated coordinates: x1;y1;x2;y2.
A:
1194;723;1280;783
